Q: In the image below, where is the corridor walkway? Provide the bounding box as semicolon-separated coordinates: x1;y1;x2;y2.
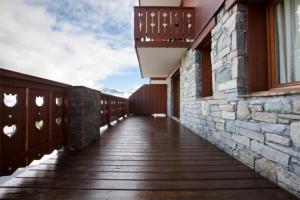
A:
0;116;297;199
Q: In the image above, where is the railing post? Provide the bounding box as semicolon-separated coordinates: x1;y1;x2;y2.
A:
107;96;111;127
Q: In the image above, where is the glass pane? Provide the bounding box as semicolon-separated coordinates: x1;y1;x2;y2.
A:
275;0;300;84
295;0;300;81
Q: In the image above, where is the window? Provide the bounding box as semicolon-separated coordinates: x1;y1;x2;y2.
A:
172;70;180;118
274;0;300;84
247;0;300;93
199;38;213;97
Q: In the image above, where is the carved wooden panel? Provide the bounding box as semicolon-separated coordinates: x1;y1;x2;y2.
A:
0;86;27;174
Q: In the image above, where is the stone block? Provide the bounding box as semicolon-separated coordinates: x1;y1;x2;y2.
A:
292;163;300;178
290;121;300;148
255;158;277;182
219;104;235;112
222;111;236;120
220;138;237;149
265;133;291;146
236;120;260;131
251;141;290;166
218;79;242;91
239;128;264;142
278;114;300;120
237;101;251;120
231;30;246;50
278;118;290;124
232;134;250;147
219;130;232;140
293;99;300;114
216;68;232;84
249;104;263;112
260;122;288;135
201;101;209;116
264;99;292;114
226;120;236;133
216;122;225;131
277;166;300;194
252;112;277;123
266;142;300;159
231;56;245;79
238;149;255;168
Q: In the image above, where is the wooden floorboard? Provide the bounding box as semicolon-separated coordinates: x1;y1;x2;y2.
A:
0;116;298;199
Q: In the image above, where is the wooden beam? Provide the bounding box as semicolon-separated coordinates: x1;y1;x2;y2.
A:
191;17;216;49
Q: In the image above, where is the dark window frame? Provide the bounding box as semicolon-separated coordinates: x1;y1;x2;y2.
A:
247;0;300;93
198;35;213;98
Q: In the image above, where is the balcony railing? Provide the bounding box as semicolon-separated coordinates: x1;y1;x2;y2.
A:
1;69;71;175
100;93;128;127
0;69;128;176
134;7;195;47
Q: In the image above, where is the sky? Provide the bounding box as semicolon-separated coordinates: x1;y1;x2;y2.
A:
0;0;149;97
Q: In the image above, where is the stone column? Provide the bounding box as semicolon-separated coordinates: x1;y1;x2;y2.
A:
69;86;101;150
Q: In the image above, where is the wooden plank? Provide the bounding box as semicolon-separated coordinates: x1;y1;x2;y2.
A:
40;159;242;166
0;188;296;200
19;170;262;180
30;164;250;172
2;178;277;190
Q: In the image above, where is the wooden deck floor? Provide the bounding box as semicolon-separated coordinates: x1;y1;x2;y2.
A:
0;116;298;200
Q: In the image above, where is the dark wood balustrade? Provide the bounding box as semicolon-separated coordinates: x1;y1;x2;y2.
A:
134;7;195;47
0;69;128;176
100;93;128;127
0;69;71;176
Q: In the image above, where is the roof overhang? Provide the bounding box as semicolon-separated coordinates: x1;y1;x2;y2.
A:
139;0;182;7
136;47;187;78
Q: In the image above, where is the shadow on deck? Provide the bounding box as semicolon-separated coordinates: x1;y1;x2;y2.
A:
0;116;298;200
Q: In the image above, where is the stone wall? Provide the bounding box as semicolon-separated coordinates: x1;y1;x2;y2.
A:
69;86;101;150
167;4;300;197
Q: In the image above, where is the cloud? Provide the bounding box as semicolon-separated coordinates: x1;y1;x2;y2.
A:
0;0;139;90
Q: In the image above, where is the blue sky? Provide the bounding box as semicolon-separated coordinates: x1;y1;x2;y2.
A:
0;0;149;96
101;67;146;92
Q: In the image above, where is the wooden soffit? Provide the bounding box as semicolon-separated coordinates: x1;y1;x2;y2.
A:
191;17;216;49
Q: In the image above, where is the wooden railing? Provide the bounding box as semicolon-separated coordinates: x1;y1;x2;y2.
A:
134;6;195;47
0;69;70;176
100;93;128;127
1;69;129;176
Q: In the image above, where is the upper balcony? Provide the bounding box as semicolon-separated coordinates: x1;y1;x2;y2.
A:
134;6;195;78
134;6;195;48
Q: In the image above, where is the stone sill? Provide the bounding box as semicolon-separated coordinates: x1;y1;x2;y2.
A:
239;90;300;99
201;96;214;100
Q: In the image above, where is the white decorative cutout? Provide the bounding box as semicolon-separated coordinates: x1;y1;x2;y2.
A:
55;97;63;106
35;96;44;107
55;117;62;125
35;120;44;130
3;124;17;138
3;93;17;107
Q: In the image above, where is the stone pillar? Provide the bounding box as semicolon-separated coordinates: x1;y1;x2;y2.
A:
69;86;101;150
